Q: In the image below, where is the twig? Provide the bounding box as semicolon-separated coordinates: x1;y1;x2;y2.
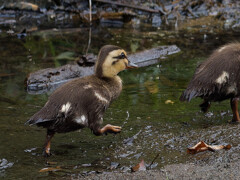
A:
89;0;92;25
148;153;160;169
85;27;92;55
121;111;129;128
93;0;160;13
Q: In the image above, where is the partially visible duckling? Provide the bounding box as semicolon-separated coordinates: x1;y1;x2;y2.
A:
180;43;240;123
26;45;137;156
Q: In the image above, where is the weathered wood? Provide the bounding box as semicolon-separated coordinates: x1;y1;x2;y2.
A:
3;2;39;11
128;45;180;67
26;45;180;94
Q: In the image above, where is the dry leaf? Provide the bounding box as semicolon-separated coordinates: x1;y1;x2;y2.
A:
144;81;159;94
39;166;62;172
208;144;232;150
165;100;174;104
187;141;231;154
131;160;146;172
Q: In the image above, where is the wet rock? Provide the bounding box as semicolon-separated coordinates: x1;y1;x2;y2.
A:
123;130;142;146
120;166;131;173
0;158;14;175
81;163;92;167
133;152;143;159
25;45;180;94
232;22;240;32
152;15;161;27
148;162;158;169
24;147;37;153
109;162;120;170
0;19;16;25
1;0;240;30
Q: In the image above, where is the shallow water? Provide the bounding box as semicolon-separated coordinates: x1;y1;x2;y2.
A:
1;23;240;179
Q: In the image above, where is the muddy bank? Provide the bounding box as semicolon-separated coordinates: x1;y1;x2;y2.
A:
82;161;240;180
76;123;240;179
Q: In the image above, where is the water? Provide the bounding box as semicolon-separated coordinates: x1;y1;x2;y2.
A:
1;23;240;178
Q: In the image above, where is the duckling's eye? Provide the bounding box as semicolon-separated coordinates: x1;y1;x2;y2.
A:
113;52;126;59
120;52;126;59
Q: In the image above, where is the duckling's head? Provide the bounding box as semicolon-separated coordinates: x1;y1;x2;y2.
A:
95;45;137;78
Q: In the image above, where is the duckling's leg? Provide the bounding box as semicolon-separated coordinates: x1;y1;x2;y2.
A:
199;99;211;113
43;130;55;157
94;124;122;136
230;98;240;122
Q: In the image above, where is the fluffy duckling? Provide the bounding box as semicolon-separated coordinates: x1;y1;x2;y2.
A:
180;43;240;123
26;45;137;156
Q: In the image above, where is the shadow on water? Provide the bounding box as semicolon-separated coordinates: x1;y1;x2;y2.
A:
1;22;240;178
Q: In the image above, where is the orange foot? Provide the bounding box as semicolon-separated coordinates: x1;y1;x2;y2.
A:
43;148;52;157
230;118;240;124
101;124;122;135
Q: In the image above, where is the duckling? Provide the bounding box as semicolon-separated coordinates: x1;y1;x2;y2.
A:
26;45;137;156
180;43;240;123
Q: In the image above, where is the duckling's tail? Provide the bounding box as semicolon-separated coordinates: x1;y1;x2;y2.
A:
179;89;198;102
25;117;42;126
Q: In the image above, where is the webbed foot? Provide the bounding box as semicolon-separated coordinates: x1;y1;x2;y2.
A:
42;149;52;157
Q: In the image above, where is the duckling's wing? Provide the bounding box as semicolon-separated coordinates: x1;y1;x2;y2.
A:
26;76;112;128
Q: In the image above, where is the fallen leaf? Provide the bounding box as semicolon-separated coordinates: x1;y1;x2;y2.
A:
144;81;159;94
208;144;232;150
39;166;62;172
131;160;146;172
187;141;231;154
165;100;174;104
55;52;75;60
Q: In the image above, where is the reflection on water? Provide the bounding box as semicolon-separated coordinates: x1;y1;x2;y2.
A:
1;24;240;178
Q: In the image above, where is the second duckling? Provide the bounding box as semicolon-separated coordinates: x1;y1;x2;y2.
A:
180;43;240;123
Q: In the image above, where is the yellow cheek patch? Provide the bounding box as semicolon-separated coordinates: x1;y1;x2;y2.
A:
102;49;128;77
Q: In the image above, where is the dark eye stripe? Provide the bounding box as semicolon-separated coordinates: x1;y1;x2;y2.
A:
112;59;119;65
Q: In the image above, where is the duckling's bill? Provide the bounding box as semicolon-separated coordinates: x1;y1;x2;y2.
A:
126;60;138;69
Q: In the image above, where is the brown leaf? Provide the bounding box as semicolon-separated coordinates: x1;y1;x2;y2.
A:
131;160;146;172
208;144;232;150
39;166;62;173
187;141;231;154
165;100;174;104
144;81;159;94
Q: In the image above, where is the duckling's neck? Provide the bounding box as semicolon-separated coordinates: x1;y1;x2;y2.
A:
100;75;122;100
102;75;122;87
114;75;122;88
